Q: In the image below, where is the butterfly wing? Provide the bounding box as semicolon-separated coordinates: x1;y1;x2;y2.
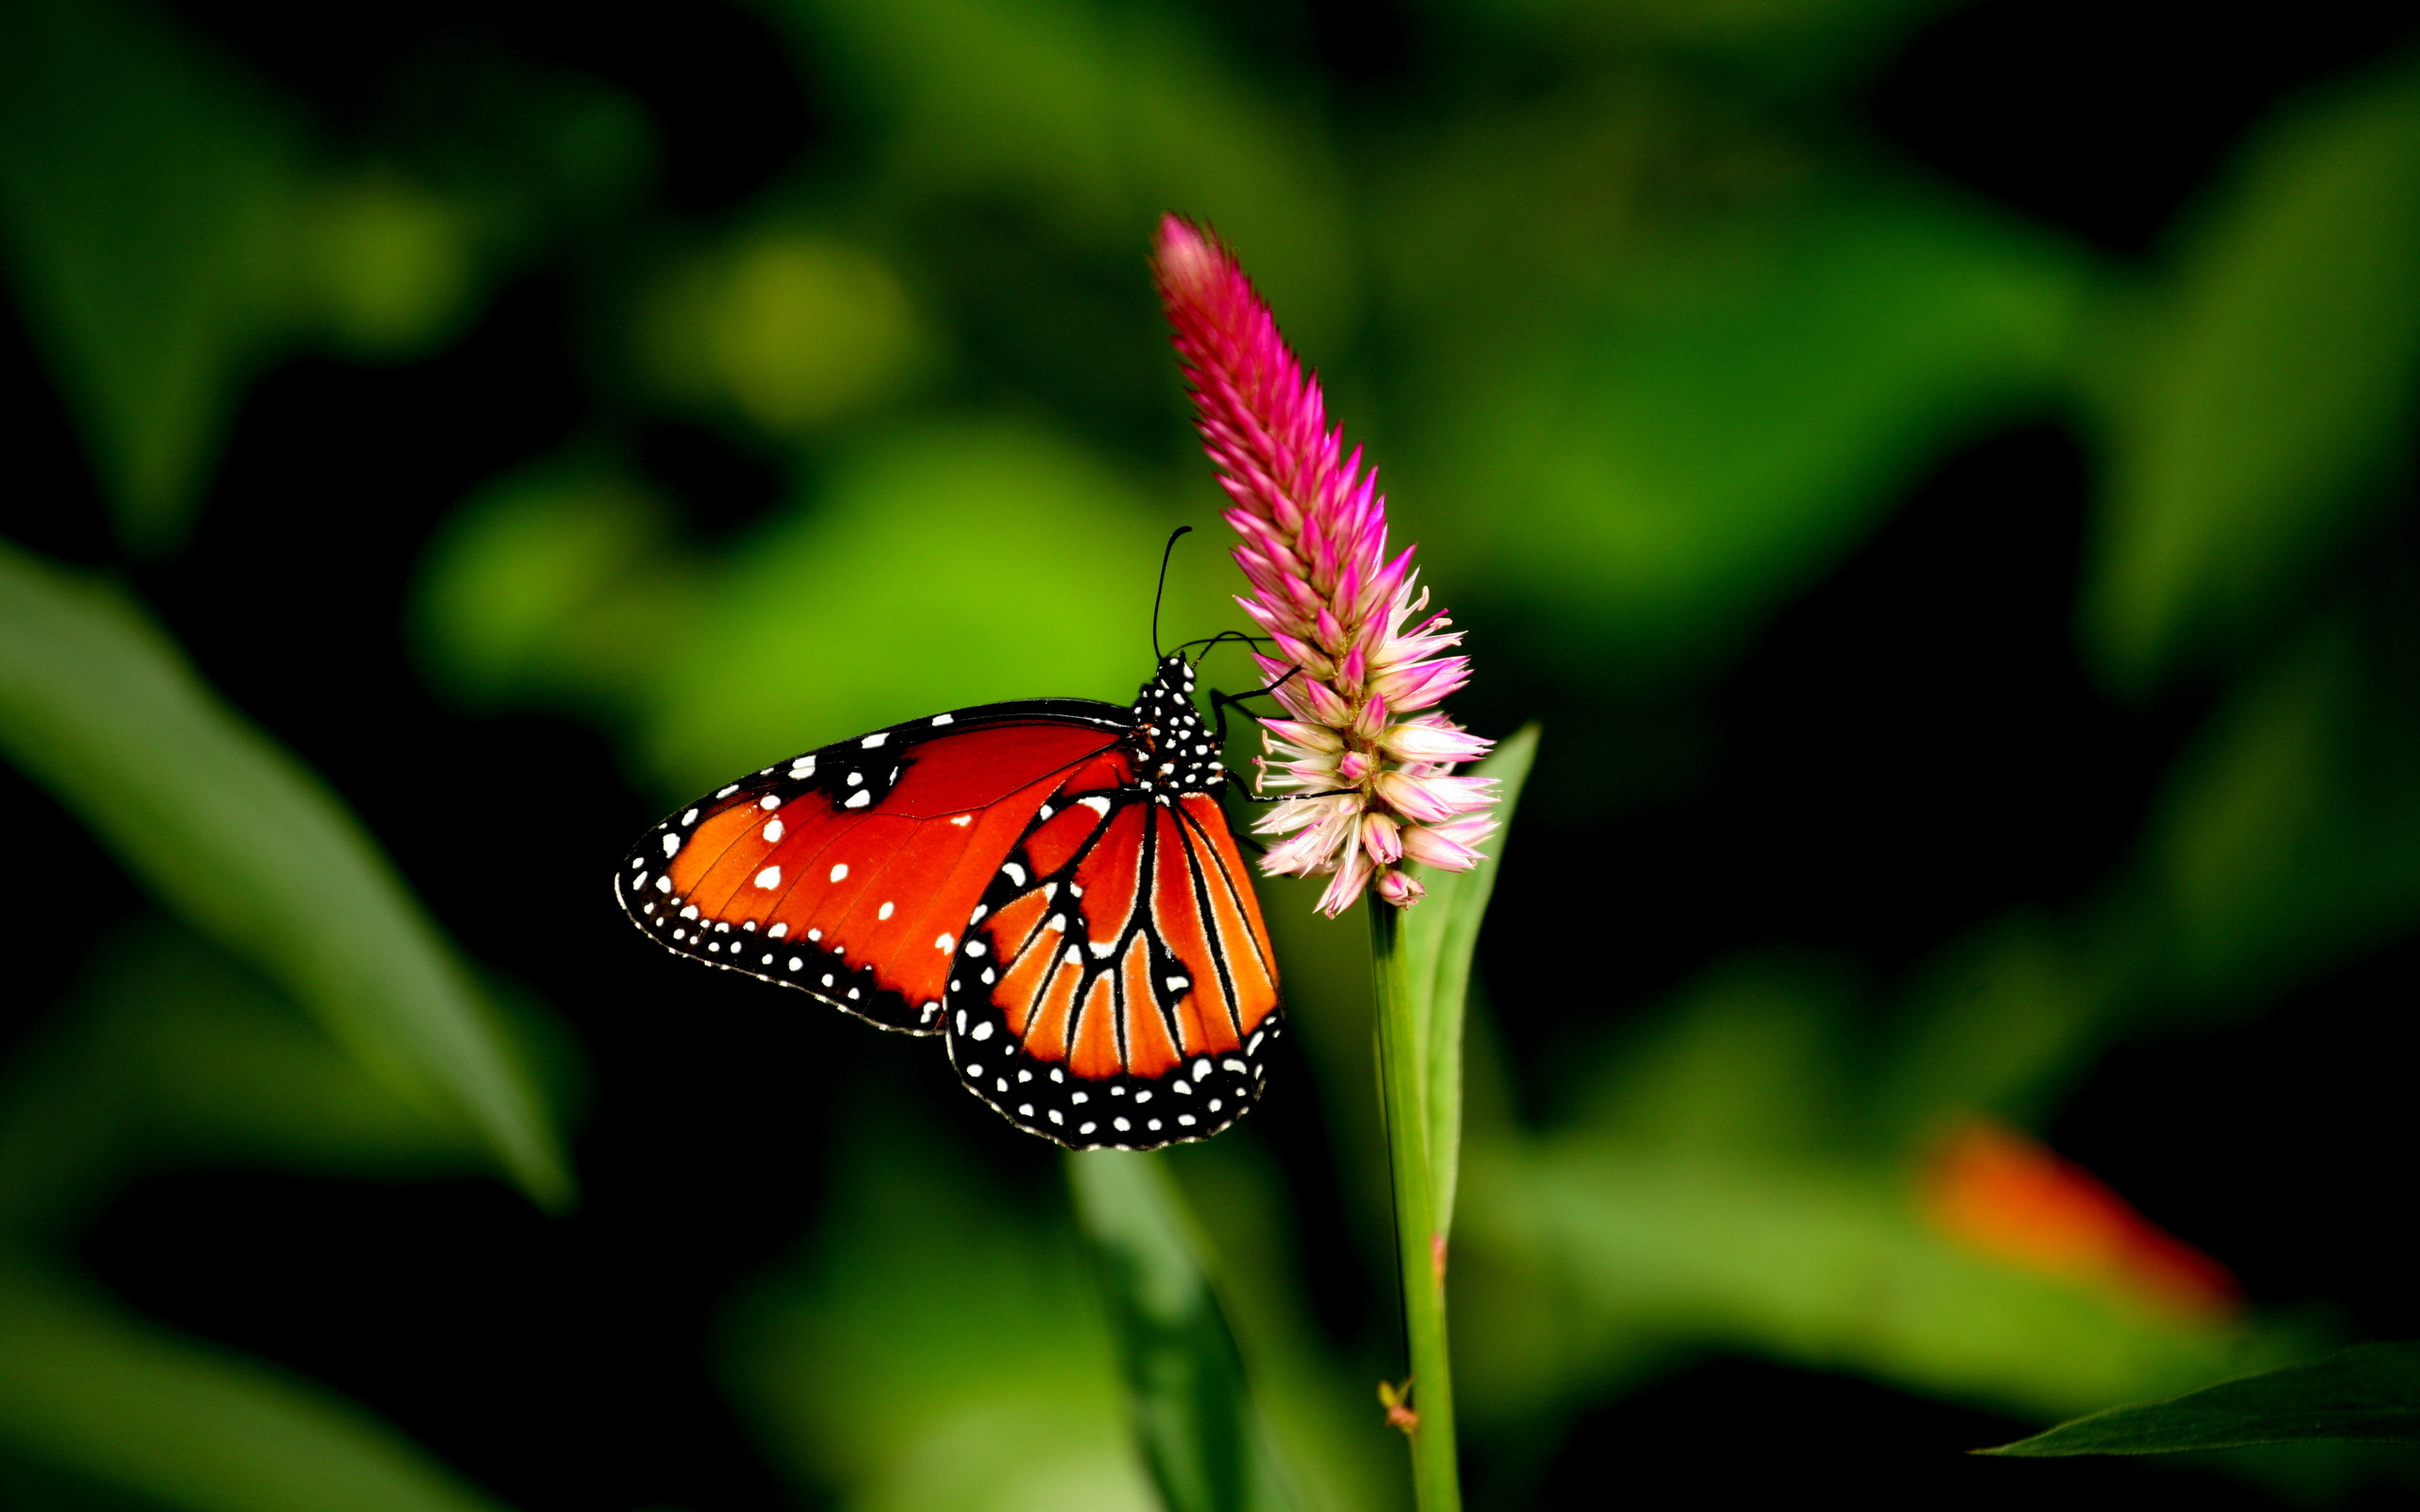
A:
942;775;1282;1149
615;700;1132;1033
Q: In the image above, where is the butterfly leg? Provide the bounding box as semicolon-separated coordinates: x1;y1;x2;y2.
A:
1206;663;1302;747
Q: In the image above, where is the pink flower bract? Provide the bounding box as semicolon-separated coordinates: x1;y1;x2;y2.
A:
1153;215;1496;916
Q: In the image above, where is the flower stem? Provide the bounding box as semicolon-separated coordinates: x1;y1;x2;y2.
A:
1370;902;1461;1512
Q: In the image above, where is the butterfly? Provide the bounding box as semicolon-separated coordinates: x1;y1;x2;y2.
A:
614;651;1283;1150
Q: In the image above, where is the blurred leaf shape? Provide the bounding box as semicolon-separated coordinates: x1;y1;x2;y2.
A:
1452;958;2256;1429
1418;188;2087;679
0;0;306;553
1921;1121;2240;1324
1069;1150;1296;1512
639;419;1216;794
307;173;482;362
755;0;1352;348
413;457;700;717
0;1260;512;1512
1986;1343;2420;1456
0;918;496;1238
2087;67;2420;690
2149;609;2420;1005
1873;913;2127;1140
727;1127;1155;1512
1398;724;1538;1240
0;541;571;1209
642;231;930;435
0;0;507;553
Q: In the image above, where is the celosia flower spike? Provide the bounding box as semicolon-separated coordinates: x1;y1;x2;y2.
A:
1153;215;1496;916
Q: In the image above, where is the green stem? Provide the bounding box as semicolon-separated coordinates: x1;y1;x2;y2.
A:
1370;902;1460;1512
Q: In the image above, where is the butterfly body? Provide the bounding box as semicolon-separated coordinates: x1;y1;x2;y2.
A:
615;655;1281;1149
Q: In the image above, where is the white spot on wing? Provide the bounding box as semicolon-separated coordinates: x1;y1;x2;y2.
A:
1079;796;1111;817
861;731;889;748
972;1021;994;1041
662;834;680;857
949;814;973;827
763;819;785;843
931;713;954;726
716;785;738;799
845;790;871;809
1002;862;1026;885
759;795;782;810
877;901;894;919
754;867;782;889
829;863;849;883
936;934;955;953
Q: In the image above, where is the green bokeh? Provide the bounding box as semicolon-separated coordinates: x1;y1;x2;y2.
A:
8;0;2420;1506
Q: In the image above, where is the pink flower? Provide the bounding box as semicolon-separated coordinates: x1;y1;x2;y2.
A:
1154;215;1496;916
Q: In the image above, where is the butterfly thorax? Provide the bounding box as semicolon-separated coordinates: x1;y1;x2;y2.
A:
1126;653;1223;798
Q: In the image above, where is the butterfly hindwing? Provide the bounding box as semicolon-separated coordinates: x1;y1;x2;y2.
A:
615;700;1128;1033
942;778;1282;1149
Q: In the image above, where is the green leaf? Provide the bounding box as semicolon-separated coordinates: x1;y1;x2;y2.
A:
1068;1150;1295;1512
0;0;309;554
0;541;570;1210
727;1123;1157;1511
1399;725;1538;1237
640;420;1229;794
1395;184;2089;680
0;917;493;1237
0;1260;511;1512
1982;1343;2420;1455
2087;67;2420;688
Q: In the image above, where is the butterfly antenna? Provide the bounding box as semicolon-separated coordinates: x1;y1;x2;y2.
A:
1179;628;1273;663
1152;525;1193;660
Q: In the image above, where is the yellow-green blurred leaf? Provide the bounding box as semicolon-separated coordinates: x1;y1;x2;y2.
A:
0;541;571;1210
307;173;481;361
641;231;930;435
728;1127;1154;1512
412;457;699;716
0;0;309;553
1455;1133;2259;1427
2087;68;2420;688
0;1260;512;1512
640;420;1220;794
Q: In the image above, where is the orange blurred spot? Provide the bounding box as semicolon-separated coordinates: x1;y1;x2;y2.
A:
1377;1377;1419;1435
1923;1120;2241;1322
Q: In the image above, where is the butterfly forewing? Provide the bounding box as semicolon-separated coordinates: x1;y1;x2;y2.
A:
616;700;1126;1032
942;778;1283;1149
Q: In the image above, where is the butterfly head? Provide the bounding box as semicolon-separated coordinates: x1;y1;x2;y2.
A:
1129;654;1220;795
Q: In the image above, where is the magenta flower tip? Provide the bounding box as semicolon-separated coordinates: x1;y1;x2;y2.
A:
1154;216;1496;916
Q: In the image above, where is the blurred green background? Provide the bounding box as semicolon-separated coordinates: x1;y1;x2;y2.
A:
6;0;2420;1507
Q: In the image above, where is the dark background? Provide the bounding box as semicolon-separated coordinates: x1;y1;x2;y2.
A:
7;1;2420;1508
